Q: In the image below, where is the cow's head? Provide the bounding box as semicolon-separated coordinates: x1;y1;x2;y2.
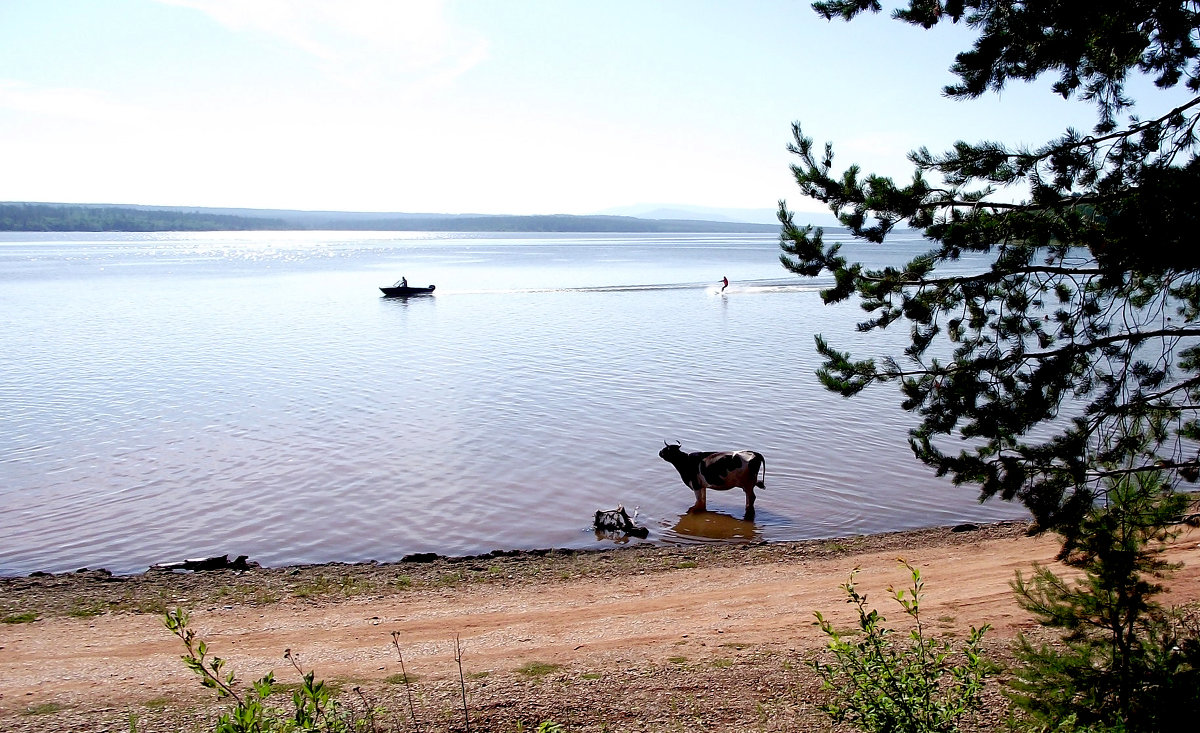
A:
658;441;684;463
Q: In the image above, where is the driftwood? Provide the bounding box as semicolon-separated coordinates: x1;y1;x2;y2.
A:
594;505;649;539
149;554;257;572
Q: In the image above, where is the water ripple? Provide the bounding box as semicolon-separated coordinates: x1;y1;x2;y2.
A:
0;232;1025;574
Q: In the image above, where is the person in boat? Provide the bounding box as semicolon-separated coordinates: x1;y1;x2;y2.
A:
721;276;729;292
400;277;408;288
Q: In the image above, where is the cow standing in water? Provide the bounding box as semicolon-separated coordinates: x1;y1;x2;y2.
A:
658;442;765;519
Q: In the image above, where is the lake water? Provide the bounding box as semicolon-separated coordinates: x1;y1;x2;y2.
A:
0;230;1028;575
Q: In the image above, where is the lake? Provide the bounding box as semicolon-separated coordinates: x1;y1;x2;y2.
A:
0;230;1028;575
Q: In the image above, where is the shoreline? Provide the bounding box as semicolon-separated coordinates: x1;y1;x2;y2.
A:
5;515;1016;579
2;519;1027;620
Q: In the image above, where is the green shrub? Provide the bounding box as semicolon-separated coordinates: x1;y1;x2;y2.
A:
810;561;992;733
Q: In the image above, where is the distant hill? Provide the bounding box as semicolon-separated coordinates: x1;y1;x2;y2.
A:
597;203;841;228
0;203;290;232
598;203;776;225
0;202;780;233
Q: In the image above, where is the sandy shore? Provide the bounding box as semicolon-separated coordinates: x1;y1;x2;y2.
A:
3;521;1199;732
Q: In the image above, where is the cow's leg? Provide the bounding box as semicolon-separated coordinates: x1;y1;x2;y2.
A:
688;486;707;513
743;486;756;520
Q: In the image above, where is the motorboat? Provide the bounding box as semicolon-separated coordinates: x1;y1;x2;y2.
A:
380;281;436;297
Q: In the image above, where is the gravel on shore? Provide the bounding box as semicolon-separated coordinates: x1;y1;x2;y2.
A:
2;520;1031;621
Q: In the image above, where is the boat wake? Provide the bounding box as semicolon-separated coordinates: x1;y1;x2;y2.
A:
442;278;824;296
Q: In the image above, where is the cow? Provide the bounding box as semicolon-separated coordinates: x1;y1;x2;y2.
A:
658;442;765;519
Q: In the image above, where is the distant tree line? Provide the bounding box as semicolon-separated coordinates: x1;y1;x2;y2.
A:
334;214;775;233
0;203;777;233
0;204;290;232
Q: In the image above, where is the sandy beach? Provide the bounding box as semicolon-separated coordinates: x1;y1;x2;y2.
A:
4;521;1199;732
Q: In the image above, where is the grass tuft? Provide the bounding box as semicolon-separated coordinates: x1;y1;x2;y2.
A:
292;574;374;599
516;661;562;678
67;600;106;618
384;672;418;684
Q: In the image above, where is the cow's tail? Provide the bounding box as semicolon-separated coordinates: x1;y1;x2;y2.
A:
755;453;766;488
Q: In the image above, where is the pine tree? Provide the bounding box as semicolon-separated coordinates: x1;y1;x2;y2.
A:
1008;469;1200;730
780;3;1200;726
780;1;1200;547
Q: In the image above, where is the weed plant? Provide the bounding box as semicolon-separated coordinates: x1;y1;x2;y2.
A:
811;561;992;733
165;608;566;733
164;608;374;732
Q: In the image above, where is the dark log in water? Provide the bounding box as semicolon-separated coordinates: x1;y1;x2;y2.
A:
149;554;256;572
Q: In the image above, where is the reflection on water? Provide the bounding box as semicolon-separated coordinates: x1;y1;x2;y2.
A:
665;511;762;543
594;529;641;545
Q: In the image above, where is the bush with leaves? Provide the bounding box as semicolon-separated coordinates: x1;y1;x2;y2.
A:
811;561;992;733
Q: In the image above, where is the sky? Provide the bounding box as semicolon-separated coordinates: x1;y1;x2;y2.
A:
0;0;1188;221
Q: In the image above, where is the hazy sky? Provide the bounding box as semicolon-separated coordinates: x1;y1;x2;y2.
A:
0;1;1185;218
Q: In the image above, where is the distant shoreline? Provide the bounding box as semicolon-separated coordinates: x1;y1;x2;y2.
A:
0;202;781;233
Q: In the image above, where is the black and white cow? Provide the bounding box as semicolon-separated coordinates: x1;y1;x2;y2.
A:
658;442;765;518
